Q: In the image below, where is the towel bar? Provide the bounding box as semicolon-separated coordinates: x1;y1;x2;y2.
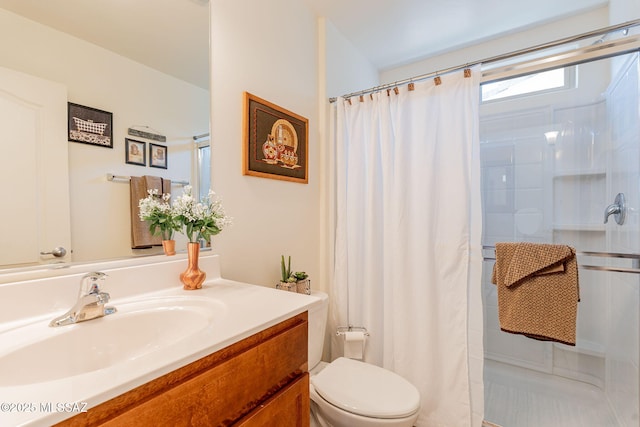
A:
107;173;189;186
482;245;640;275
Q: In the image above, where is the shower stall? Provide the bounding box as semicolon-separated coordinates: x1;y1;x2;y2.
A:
480;32;640;426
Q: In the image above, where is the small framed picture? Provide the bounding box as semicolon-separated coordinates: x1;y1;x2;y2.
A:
149;143;168;169
68;103;113;148
125;139;146;166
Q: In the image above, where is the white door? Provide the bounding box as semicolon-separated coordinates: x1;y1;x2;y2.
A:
0;66;71;267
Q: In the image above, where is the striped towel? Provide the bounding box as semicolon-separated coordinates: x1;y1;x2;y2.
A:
491;242;580;346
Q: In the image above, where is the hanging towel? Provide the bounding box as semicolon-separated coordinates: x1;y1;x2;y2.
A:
162;178;172;196
491;242;580;346
130;176;171;248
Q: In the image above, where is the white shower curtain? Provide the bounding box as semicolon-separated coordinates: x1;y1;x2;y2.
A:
329;67;484;426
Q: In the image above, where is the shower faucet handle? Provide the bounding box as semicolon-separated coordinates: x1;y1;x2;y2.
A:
604;193;626;225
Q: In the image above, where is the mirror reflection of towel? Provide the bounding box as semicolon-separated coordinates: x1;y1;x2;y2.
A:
130;175;172;249
491;242;579;346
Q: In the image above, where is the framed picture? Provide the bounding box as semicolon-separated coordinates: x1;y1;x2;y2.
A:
149;143;168;169
68;103;113;148
125;138;146;166
243;92;308;184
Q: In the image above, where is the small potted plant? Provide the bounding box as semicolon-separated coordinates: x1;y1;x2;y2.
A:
276;256;310;294
277;255;297;292
293;271;310;295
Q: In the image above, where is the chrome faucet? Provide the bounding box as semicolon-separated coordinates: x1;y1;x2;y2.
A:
49;272;117;327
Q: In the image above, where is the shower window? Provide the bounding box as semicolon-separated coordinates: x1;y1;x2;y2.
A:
481;67;573;102
196;141;211;201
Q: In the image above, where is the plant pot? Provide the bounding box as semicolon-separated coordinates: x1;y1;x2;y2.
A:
180;242;206;290
296;278;310;295
162;239;176;256
276;281;297;292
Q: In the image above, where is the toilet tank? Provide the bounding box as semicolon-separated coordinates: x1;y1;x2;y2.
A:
308;290;328;369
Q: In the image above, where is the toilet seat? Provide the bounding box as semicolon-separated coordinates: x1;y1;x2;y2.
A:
310;357;420;419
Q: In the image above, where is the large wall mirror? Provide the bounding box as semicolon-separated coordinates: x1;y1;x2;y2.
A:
0;0;211;271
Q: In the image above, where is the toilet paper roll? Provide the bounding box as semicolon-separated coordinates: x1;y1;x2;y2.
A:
343;331;366;359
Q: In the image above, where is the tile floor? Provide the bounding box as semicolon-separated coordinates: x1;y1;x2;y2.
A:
484;359;619;427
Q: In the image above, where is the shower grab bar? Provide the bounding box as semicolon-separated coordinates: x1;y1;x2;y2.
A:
482;246;640;274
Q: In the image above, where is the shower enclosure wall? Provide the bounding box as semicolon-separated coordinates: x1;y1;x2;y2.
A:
481;51;640;426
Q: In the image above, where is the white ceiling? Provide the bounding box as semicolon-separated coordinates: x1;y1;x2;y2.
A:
0;0;210;89
309;0;608;70
0;0;608;89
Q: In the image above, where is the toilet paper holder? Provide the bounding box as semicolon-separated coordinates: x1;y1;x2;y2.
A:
336;325;369;336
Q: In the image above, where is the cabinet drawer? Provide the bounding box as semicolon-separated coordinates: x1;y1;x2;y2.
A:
106;320;307;426
235;374;310;427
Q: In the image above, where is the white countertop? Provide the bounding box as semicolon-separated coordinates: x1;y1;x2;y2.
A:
0;255;319;426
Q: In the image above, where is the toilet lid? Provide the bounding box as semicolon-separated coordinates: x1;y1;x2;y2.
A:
311;357;420;419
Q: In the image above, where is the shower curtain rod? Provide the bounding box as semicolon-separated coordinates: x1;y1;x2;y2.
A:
329;18;640;103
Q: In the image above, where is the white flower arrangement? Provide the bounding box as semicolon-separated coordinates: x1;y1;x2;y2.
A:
138;189;181;240
172;185;232;243
139;186;231;243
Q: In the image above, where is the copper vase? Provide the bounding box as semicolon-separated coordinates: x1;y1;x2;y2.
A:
162;239;176;256
181;242;206;290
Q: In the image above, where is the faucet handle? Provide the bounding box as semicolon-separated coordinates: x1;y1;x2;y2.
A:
604;193;626;225
79;272;108;296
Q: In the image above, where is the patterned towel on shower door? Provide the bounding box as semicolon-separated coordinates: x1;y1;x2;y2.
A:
491;242;580;346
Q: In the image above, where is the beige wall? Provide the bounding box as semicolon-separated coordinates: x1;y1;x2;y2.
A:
324;19;380;98
609;0;640;26
207;0;385;290
210;0;321;288
0;8;209;263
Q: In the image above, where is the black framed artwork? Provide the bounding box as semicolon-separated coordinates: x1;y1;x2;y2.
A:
68;103;113;148
149;143;167;169
125;138;146;166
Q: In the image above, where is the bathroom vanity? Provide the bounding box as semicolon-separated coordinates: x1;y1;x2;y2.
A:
56;312;309;426
0;255;317;426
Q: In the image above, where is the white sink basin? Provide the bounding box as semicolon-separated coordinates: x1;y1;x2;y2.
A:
0;296;226;386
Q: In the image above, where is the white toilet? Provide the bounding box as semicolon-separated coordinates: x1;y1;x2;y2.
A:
308;291;420;427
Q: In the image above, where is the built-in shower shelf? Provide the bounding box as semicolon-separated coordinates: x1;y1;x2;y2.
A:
553;223;606;231
553;169;606;178
554;340;605;358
